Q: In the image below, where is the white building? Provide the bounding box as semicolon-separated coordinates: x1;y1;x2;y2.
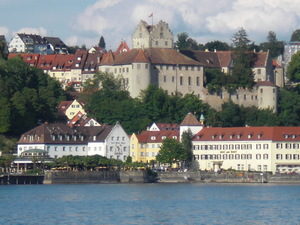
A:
17;122;130;161
192;126;300;174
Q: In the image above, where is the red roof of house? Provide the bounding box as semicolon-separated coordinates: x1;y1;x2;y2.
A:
8;53;40;67
37;54;56;70
51;54;74;71
193;126;300;142
156;123;179;131
136;130;179;143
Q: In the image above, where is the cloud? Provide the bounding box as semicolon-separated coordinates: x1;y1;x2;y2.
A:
72;0;300;49
0;26;9;36
16;27;47;36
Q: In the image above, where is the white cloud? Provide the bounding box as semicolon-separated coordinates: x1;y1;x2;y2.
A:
0;26;9;36
16;27;47;36
71;0;300;49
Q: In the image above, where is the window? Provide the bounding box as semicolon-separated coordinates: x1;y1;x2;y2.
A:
257;69;261;74
188;77;191;85
196;77;200;86
164;76;166;82
180;76;183;85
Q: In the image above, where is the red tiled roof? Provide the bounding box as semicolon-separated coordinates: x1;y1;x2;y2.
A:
256;81;276;87
253;52;268;67
37;54;56;70
133;49;149;63
216;51;232;67
193;126;300;142
71;49;89;69
156;123;179;131
181;113;201;126
101;51;114;65
51;54;74;71
57;101;73;113
115;41;130;55
137;130;179;143
8;53;40;67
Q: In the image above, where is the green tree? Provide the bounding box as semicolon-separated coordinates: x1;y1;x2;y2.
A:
231;28;255;88
278;88;300;125
83;72;150;133
0;38;8;60
0;57;66;135
287;51;300;82
156;138;186;166
204;40;230;51
98;36;106;49
260;31;284;58
175;32;203;50
291;29;300;42
181;129;193;168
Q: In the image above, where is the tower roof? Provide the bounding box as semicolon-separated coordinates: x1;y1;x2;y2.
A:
180;112;201;126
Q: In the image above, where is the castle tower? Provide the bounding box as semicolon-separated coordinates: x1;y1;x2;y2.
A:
132;20;174;49
257;81;277;113
180;112;204;141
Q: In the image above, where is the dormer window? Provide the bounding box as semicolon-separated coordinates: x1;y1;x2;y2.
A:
151;136;156;140
258;134;262;139
230;135;233;139
93;136;96;141
173;136;177;139
248;134;252;139
237;134;241;139
219;135;223;140
162;136;166;140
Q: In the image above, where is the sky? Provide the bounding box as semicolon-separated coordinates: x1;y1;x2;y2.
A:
1;0;300;50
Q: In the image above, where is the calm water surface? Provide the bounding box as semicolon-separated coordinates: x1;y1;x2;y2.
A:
0;183;300;225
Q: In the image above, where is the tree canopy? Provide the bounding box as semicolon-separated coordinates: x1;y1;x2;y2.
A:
291;29;300;42
0;57;66;135
156;138;186;165
231;28;255;89
260;31;284;58
287;51;300;82
98;36;106;49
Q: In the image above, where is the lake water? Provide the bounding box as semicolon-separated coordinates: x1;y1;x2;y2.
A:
0;183;300;225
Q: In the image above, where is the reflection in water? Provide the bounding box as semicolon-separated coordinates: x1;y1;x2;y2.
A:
0;184;300;225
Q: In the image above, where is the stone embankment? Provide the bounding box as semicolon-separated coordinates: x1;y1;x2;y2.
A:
2;171;300;184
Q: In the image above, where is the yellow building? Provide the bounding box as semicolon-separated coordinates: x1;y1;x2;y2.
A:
130;130;179;163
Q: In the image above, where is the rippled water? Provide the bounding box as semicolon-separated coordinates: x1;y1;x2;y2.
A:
0;183;300;225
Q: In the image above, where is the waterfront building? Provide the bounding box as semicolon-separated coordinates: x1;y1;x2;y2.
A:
192;126;300;174
130;130;179;163
17;122;130;161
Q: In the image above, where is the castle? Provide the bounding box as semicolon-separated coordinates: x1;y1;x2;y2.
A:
8;20;282;112
99;20;280;112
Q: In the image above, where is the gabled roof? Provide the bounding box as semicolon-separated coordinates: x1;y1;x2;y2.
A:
216;51;232;67
51;54;74;71
193;126;300;142
180;50;220;67
181;112;201;126
17;123;113;144
57;101;73;113
115;41;130;54
18;33;44;45
136;130;179;143
82;52;102;74
37;54;56;70
100;51;115;65
71;49;89;69
133;49;149;63
43;37;67;48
